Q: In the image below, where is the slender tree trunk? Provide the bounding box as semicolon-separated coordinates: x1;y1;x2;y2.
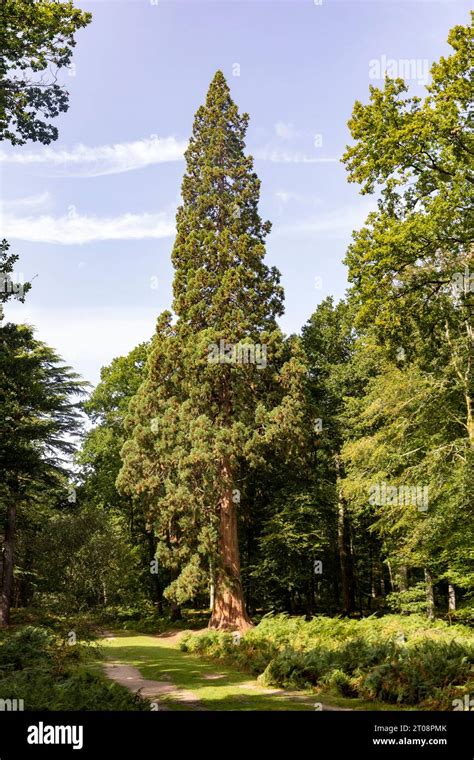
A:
369;543;376;602
307;565;315;618
146;528;163;615
466;392;473;447
424;567;435;619
170;600;182;621
209;558;215;611
380;562;386;597
166;559;182;620
448;583;456;613
0;500;16;626
398;565;408;592
387;559;394;592
337;501;354;614
445;319;473;447
333;548;340;606
156;591;164;616
209;456;252;631
336;458;355;615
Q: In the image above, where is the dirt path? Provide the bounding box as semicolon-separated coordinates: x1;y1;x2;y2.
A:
101;630;352;711
104;660;205;710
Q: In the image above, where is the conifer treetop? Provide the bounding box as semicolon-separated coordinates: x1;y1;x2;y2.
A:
172;70;284;336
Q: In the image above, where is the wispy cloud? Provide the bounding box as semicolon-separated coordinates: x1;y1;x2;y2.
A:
274;190;323;206
2;192;51;211
2;208;176;244
275;190;299;204
0;136;187;177
0;133;338;173
254;146;338;164
275;200;376;240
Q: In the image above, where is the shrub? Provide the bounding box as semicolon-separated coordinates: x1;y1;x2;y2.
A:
259;648;333;689
0;625;147;711
359;640;473;705
177;613;474;708
0;667;149;711
323;668;357;697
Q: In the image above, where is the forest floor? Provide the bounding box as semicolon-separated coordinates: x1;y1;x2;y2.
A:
100;630;401;711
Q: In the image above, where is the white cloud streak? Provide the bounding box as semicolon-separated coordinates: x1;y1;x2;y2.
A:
254;146;339;164
275;200;376;239
1;208;176;244
2;192;52;211
0;136;187;177
0;134;338;176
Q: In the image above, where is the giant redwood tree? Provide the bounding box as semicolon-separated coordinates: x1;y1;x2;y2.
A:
118;71;310;630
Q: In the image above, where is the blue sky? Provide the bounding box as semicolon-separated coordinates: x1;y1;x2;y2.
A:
1;0;470;385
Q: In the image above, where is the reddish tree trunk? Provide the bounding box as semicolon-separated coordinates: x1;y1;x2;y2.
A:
209;457;252;631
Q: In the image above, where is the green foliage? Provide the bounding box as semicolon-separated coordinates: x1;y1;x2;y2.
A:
30;506;145;612
386;583;430;615
0;626;147;710
343;14;473;345
0;322;86;473
340;12;474;615
180;628;277;676
0;0;92;145
0;322;87;624
1;13;471;709
359;640;472;705
180;613;474;707
322;668;357;697
259;649;328;689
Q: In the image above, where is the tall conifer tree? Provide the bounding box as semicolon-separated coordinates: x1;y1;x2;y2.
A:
118;71;310;630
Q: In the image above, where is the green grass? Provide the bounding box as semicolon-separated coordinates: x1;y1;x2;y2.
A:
101;631;408;711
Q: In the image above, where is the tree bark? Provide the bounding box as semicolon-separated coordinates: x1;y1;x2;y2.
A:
209;558;215;611
398;565;408;592
379;561;386;596
336;457;355;615
387;560;394;592
424;567;435;619
448;583;456;612
209;456;252;631
0;500;16;626
146;528;163;615
170;600;182;621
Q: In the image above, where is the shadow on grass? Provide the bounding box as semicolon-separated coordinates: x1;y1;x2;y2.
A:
102;639;319;710
102;636;410;712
